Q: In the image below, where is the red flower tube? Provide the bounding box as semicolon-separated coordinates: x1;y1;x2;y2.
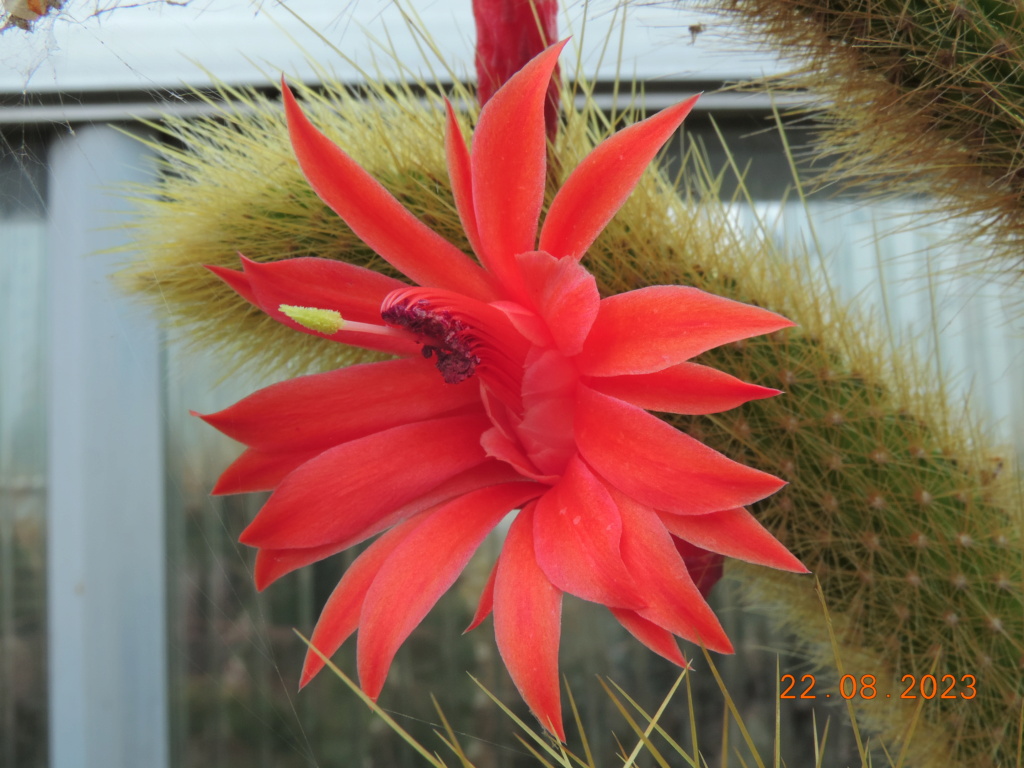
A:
474;0;559;137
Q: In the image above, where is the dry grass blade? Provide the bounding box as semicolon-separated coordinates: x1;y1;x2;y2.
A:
698;647;768;768
564;679;597;768
295;631;449;768
468;675;572;768
595;677;671;768
431;694;476;768
604;674;698;768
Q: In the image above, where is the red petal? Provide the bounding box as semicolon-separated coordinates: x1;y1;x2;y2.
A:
515;348;579;476
237;255;405;324
575;386;785;514
207;261;257;305
532;455;643;608
660;508;808;573
613;489;732;653
516;251;599;356
585;362;780;415
282;81;496;301
480;426;558;484
471;41;568;293
466;557;499;632
577;286;795;376
255;543;343;592
538;95;700;261
610;609;686;666
300;519;420;687
239;413;491;549
357;483;541;698
210;446;321;495
198;358;479;452
494;504;565;741
253;461;528;589
212;257;420;356
445;101;485;262
671;539;725;597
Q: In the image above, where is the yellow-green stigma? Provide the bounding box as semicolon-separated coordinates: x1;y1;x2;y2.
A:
279;304;345;335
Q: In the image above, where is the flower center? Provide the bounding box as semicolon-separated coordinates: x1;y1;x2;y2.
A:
381;294;481;384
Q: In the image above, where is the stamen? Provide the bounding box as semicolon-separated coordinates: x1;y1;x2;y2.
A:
279;303;416;342
382;297;480;384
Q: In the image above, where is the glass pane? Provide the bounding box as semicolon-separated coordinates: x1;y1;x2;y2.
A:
0;131;48;768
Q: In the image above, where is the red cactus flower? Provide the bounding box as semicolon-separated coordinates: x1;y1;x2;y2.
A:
199;41;806;740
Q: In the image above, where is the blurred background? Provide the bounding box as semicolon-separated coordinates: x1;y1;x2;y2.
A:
1;1;1020;766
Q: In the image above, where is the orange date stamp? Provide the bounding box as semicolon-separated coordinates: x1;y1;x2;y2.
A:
780;673;977;700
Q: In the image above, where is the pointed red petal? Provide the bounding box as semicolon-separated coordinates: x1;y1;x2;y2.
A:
238;255;405;324
357;483;540;698
660;508;808;573
211;446;320;495
253;461;528;589
613;490;732;653
207;260;257;304
577;286;795;376
516;250;599;356
610;609;686;667
445;101;485;262
198;358;479;452
539;95;699;261
494;504;565;741
466;556;499;632
255;543;344;592
239;412;491;550
282;81;496;300
471;41;568;292
300;519;420;687
575;385;785;514
585;362;781;415
211;257;420;356
532;455;643;608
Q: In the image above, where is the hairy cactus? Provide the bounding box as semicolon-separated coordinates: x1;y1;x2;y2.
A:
701;0;1024;285
119;68;1023;767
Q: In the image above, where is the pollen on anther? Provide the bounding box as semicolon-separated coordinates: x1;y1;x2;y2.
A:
279;304;345;335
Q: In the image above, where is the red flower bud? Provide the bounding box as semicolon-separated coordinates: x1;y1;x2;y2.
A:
473;0;559;137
